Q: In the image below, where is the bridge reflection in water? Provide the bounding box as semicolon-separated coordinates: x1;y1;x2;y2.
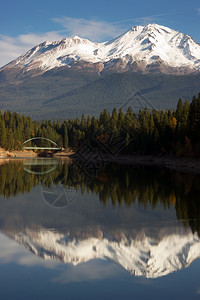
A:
23;159;59;175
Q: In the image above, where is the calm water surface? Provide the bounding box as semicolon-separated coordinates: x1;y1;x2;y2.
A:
0;158;200;299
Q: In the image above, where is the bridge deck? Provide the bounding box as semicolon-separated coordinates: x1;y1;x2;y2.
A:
24;147;62;150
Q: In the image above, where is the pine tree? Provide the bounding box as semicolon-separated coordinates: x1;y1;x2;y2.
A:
87;115;91;128
99;109;110;126
149;114;155;135
187;95;198;143
81;114;86;129
0;119;6;148
111;108;118;122
117;108;125;130
110;108;118;133
175;98;184;124
6;129;14;151
124;107;134;130
62;123;69;148
183;100;190;128
91;116;99;134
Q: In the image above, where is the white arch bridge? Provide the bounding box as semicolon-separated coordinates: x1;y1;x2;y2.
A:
23;137;62;151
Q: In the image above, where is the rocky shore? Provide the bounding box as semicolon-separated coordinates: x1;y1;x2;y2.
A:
70;152;200;175
0;147;37;158
0;146;200;174
112;154;200;174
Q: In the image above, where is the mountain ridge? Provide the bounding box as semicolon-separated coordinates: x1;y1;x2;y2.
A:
1;23;200;82
8;227;200;279
0;23;200;119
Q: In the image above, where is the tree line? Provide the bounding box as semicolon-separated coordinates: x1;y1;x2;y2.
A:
0;93;200;156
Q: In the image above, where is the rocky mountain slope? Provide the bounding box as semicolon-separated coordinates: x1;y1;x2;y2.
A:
11;227;200;278
0;23;200;119
1;24;200;82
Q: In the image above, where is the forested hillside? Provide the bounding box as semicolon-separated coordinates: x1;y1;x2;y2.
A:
0;93;200;157
1;72;200;119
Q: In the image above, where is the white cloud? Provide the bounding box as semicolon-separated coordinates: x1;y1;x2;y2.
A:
0;233;59;268
112;13;170;26
134;16;158;25
0;31;64;68
52;17;124;41
196;288;200;295
197;8;200;15
52;260;123;284
0;17;124;68
0;14;167;68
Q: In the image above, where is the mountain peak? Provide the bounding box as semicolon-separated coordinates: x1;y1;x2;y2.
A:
1;23;200;77
143;23;174;32
73;35;82;40
131;25;143;32
12;228;200;279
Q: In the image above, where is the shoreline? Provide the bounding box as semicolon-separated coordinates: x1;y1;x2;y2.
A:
70;152;200;175
0;147;37;158
0;147;200;174
0;148;74;159
114;154;200;174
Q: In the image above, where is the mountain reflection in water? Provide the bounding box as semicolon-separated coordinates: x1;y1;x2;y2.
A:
0;158;200;279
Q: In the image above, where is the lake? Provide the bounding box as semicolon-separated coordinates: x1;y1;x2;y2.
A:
0;158;200;299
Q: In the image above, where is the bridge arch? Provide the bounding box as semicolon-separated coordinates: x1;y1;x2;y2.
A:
23;137;62;150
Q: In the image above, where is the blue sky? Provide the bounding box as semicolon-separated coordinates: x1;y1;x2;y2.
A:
0;0;200;67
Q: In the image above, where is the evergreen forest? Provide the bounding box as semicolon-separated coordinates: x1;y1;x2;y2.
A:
0;93;200;157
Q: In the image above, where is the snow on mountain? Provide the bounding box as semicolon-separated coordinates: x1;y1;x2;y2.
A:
13;228;200;278
1;24;200;76
14;36;100;71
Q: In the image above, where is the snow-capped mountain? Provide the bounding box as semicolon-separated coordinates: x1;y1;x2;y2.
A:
12;227;200;278
1;23;200;78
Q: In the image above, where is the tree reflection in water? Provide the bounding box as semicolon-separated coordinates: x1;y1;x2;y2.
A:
0;159;200;235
